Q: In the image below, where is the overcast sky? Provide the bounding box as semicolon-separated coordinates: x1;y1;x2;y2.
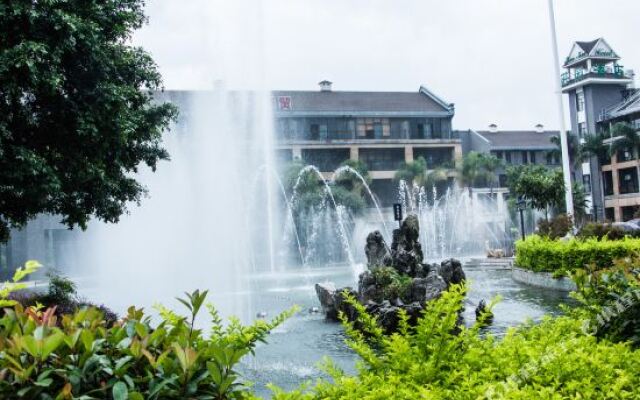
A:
133;0;640;131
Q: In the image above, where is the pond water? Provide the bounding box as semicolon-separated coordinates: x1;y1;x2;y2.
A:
235;262;570;397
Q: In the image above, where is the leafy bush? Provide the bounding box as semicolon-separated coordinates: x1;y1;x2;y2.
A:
578;222;630;240
9;271;118;326
0;287;295;399
571;257;640;346
537;213;572;239
370;266;413;302
272;284;640;399
515;235;640;275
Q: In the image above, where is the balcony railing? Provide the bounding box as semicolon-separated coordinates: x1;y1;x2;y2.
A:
561;65;628;87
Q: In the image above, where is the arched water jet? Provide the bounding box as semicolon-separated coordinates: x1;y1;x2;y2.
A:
331;165;390;239
290;165;358;281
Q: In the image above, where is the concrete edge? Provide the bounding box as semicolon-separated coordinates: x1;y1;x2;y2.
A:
512;267;577;292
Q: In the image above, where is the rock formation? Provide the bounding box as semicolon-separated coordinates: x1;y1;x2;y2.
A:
315;214;466;333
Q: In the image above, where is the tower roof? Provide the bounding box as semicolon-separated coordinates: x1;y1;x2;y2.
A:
575;39;599;54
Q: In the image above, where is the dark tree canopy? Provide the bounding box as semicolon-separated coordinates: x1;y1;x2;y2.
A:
0;0;178;241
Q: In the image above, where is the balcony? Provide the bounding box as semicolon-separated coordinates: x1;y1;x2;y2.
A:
561;65;630;88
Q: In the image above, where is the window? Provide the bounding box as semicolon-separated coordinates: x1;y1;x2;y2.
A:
603;171;614;196
401;121;410;138
521;151;528;164
417;123;425;139
494;151;503;160
605;207;615;222
617;146;635;162
576;91;585;112
582;174;592;193
505;151;512;164
546;152;560;165
499;174;507;187
618;167;639;194
578;122;587;138
622;206;640;222
529;151;536;164
319;124;328;140
310;124;319;140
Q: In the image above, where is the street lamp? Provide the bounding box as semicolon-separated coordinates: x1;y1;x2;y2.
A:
517;198;527;241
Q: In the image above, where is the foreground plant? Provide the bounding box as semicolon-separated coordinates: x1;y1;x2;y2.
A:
0;285;295;399
572;256;640;346
272;284;640;400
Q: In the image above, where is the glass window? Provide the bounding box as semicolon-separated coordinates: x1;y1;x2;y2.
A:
578;122;587;138
505;151;512;163
618;167;639;194
521;151;528;164
310;124;319;140
603;171;614;196
401;121;410;138
617;146;635;162
576;91;585;112
582;174;592;193
529;151;536;164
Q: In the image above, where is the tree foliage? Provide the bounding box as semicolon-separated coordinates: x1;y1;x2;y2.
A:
0;0;178;241
506;165;565;216
458;151;503;188
394;156;428;187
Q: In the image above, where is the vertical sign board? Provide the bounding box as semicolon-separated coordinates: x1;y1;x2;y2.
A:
393;203;403;227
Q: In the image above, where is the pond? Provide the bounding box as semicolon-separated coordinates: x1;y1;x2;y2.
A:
236;261;570;397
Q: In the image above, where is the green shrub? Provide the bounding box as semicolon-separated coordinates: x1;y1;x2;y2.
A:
571;256;640;346
0;288;295;399
578;222;629;240
370;266;413;302
271;284;640;399
536;213;572;239
515;235;640;275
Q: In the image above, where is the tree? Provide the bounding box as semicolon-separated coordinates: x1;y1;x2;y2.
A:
548;132;583;168
458;151;503;190
609;122;640;156
0;1;178;241
506;165;565;221
394;157;428;187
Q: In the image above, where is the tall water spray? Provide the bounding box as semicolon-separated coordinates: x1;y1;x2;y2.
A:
75;0;279;319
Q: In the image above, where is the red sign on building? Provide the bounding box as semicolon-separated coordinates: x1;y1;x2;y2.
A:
276;96;292;111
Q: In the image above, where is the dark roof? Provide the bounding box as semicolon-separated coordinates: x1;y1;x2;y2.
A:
602;90;640;120
271;89;452;115
475;130;559;150
576;39;599;54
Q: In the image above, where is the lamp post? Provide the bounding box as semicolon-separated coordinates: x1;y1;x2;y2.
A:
517;198;527;241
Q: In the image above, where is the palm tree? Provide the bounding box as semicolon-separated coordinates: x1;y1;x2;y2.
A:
458;151;483;188
548;132;582;168
608;122;640;159
394;156;428;187
478;153;503;194
457;151;503;190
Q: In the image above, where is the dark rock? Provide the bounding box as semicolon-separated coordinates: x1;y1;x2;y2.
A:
334;287;358;322
315;282;338;320
315;215;471;334
365;231;391;269
389;214;425;276
475;299;493;326
411;271;447;304
438;258;466;287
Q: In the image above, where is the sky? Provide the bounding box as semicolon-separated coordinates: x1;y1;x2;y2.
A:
133;0;640;131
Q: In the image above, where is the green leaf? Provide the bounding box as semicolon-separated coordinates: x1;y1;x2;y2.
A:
112;381;128;400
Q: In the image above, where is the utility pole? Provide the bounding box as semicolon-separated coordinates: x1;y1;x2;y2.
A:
547;0;575;221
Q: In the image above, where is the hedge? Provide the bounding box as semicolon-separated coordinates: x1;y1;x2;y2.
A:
515;235;640;274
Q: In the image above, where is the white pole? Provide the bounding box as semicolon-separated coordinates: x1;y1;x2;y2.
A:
547;0;575;220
